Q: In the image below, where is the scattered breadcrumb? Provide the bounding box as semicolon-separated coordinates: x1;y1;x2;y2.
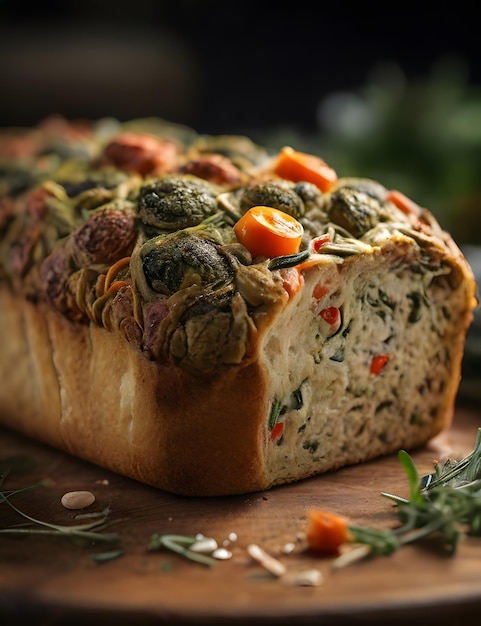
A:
247;543;287;577
285;569;324;587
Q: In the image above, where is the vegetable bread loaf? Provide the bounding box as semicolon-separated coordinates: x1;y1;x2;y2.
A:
0;116;477;496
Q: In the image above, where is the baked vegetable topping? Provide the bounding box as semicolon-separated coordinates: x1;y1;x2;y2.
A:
233;205;304;258
0;119;474;380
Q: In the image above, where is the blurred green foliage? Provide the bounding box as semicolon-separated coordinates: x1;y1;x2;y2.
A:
262;58;481;246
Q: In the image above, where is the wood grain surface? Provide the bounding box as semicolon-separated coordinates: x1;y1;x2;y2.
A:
1;403;480;625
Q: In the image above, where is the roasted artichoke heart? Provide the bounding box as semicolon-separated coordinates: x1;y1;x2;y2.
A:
132;233;260;374
140;234;234;296
137;175;218;231
240;181;305;219
327;187;381;238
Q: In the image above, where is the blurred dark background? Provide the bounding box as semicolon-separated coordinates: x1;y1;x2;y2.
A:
1;2;480;132
1;2;480;238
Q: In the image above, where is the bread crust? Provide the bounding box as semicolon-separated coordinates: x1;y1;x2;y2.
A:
0;118;477;495
0;289;274;495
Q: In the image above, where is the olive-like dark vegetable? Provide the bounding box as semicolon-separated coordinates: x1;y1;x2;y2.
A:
137;176;218;231
62;179;101;197
141;234;233;296
239;182;305;219
327;187;380;238
334;177;386;202
293;181;324;209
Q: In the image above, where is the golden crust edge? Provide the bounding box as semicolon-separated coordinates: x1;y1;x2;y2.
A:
0;288;271;496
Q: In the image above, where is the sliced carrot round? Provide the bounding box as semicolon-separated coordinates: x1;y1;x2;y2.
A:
233;205;304;259
273;146;337;192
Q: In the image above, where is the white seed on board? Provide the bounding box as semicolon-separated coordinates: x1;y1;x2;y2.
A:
212;547;232;560
222;532;238;547
189;537;219;553
247;543;286;577
282;542;296;554
61;490;96;510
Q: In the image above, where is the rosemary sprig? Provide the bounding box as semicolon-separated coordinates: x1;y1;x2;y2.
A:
0;457;120;545
149;534;216;567
333;428;481;568
0;494;120;543
268;249;310;270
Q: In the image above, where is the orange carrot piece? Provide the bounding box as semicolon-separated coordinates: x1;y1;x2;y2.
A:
273;146;337;192
280;266;304;298
105;280;130;295
313;283;329;301
103;256;131;293
306;508;352;555
294;254;329;274
233;206;304;259
386;189;421;216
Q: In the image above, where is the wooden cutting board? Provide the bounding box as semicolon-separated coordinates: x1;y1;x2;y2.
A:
1;404;480;625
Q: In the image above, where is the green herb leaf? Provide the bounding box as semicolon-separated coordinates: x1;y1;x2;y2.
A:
268;399;282;431
0;457;121;546
268;249;310;270
333;428;481;569
398;449;424;505
149;534;215;567
90;549;125;563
